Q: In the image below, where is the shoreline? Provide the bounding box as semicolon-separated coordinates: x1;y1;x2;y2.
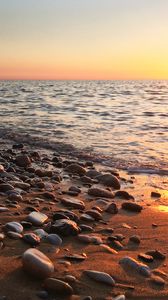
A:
0;140;168;300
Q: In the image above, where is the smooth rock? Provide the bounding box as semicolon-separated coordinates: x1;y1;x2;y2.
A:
121;202;142;212
22;248;54;278
88;187;114;198
146;250;166;260
150;275;165;286
27;211;48;226
15;154;31;168
23;233;41;246
138;253;153;263
4;221;23;233
51;219;80;236
115;190;134;200
119;256;151;277
105;203;118;214
78;234;103;244
64;163;86;176
45;234;62;246
129;235;141;244
0;183;14;193
96;173;120;189
44;278;73;295
61;198;85;210
84;270;115;286
7;231;22;239
85;209;102;220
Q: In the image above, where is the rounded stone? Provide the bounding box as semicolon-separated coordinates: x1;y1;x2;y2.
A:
4;221;23;233
27;211;48;226
44;278;73;295
22;248;54;278
15;154;31;168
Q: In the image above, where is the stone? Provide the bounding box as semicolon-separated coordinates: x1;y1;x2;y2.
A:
150;275;165;286
8;193;23;201
121;202;142;212
84;270;115;286
85;209;102;220
96;173;120;189
0;207;9;212
151;191;161;198
64;163;86;176
80;214;95;222
138;253;153;263
27;211;48;226
115;190;134;200
23;233;41;246
44;278;73;295
129;235;141;244
105;203;118;214
99;244;118;254
64;254;87;261
45;234;62;246
0;165;4;172
51;219;80;236
34;229;48;238
36;290;49;299
22;248;54;278
7;231;22;239
119;256;151;277
146;250;166;260
61;198;85;210
0;183;14;193
86;170;101;178
114;296;125;300
88;187;114;198
69;186;81;193
15;154;31;168
4;221;23;233
78;234;103;244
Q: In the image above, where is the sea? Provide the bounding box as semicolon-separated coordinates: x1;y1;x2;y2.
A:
0;80;167;174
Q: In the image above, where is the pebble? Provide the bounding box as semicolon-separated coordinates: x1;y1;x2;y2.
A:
96;173;120;189
44;278;74;295
45;233;62;246
7;231;22;239
121;202;142;212
151;191;161;198
119;256;151;277
80;213;95;222
36;290;49;299
85;209;102;220
27;211;48;226
115;190;134;200
84;270;115;286
0;183;14;193
138;253;154;263
64;163;86;176
22;248;54;278
78;234;103;244
146;250;166;260
129;235;141;244
23;233;41;246
88;187;114;198
64;254;87;261
0;164;4;172
114;296;125;300
0;207;9;212
61;198;85;210
4;221;23;233
150;275;165;286
15;154;31;167
85;170;101;178
99;244;118;254
105;203;118;214
51;219;81;236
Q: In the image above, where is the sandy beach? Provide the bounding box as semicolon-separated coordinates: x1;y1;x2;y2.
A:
0;138;168;300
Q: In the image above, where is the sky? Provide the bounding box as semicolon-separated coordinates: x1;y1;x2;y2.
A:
0;0;168;80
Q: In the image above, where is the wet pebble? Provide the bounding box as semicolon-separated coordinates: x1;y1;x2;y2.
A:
64;163;86;176
23;233;41;246
88;187;114;198
84;270;115;286
4;221;23;233
27;211;48;226
45;233;62;246
121;202;142;212
22;248;54;278
51;219;81;236
96;173;120;189
44;278;74;295
61;198;85;210
105;202;118;214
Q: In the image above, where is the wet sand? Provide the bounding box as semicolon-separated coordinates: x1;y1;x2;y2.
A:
0;139;168;300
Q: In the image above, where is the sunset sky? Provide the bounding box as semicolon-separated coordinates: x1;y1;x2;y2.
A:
1;0;168;80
